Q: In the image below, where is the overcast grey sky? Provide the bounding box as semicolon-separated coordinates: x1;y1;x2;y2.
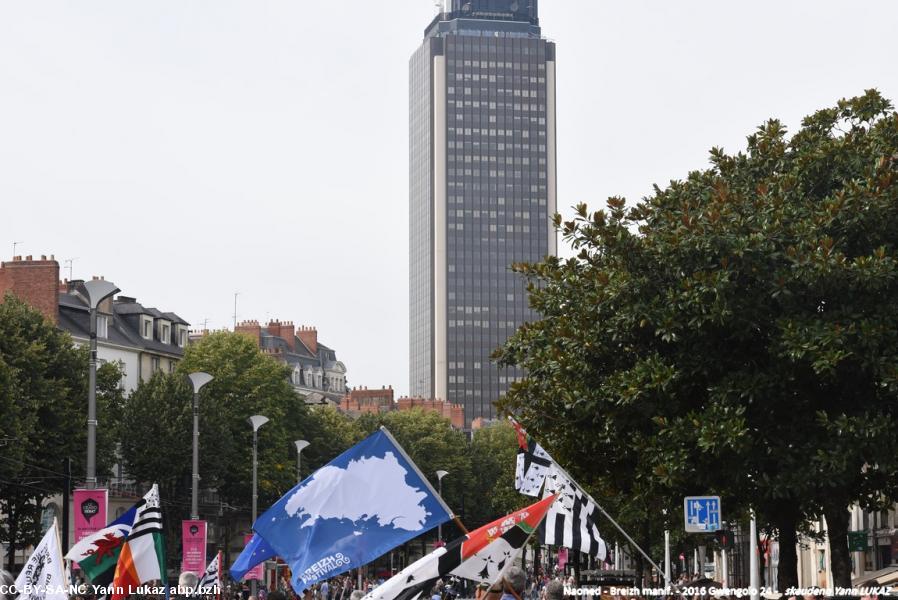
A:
2;1;896;397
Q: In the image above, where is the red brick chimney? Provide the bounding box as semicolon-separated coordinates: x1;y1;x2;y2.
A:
297;325;318;354
267;320;296;351
0;255;60;323
235;320;262;347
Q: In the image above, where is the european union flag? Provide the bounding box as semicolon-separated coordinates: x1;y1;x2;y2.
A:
230;534;277;582
253;428;453;593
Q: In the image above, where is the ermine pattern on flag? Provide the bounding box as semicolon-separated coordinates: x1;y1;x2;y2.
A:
512;419;551;497
542;466;607;560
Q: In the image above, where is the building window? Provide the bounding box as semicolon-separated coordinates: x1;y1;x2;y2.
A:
160;324;170;344
179;328;187;347
143;319;152;339
118;360;127;389
152;357;160;373
96;315;108;339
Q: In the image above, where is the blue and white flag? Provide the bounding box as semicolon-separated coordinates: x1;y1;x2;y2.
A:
253;427;454;593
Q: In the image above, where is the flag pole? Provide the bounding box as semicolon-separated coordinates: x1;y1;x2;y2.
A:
509;417;667;581
548;456;667;580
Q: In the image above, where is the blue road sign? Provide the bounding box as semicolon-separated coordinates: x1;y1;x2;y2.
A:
683;496;722;532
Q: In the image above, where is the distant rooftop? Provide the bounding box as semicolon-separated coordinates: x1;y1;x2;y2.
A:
426;0;541;38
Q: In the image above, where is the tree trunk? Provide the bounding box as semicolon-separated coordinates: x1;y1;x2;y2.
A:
573;550;581;586
534;543;542;578
823;500;852;589
775;515;799;591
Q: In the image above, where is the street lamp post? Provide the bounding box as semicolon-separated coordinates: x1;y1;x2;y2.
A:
248;415;269;598
436;470;449;543
79;279;120;489
294;440;310;484
662;508;671;588
188;372;213;520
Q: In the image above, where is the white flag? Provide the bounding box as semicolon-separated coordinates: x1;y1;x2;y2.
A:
15;517;68;600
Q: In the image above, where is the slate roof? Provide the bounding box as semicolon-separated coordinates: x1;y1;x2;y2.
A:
57;292;188;358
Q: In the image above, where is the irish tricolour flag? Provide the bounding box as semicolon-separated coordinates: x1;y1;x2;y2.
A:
111;484;167;600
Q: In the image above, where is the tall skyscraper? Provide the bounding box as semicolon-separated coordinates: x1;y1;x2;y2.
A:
409;0;557;425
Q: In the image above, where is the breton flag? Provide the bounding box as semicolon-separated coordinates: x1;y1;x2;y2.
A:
110;484;167;600
364;495;556;600
65;505;138;585
511;418;551;497
542;465;607;560
253;428;453;594
193;552;221;596
15;517;68;600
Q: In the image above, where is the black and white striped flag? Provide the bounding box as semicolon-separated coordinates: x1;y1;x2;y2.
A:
193;552;220;596
541;465;608;560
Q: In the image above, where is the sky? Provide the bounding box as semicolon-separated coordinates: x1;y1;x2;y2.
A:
1;1;897;397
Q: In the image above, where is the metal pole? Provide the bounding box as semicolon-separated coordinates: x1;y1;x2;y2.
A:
438;478;443;543
87;304;98;489
191;389;200;520
297;449;301;485
664;529;671;587
251;427;258;599
720;548;730;587
750;511;759;600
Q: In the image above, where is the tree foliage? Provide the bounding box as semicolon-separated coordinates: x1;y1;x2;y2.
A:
496;90;898;587
0;294;122;567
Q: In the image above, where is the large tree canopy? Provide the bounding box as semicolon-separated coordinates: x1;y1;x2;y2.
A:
0;294;122;568
497;90;898;588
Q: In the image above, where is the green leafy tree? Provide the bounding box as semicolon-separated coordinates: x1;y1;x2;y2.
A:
497;90;898;589
468;421;525;527
0;294;121;568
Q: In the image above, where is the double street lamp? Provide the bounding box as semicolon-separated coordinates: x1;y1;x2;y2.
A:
80;279;120;489
187;372;213;520
294;440;310;484
247;415;269;598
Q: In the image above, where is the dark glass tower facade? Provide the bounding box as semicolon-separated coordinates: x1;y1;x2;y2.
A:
410;0;557;426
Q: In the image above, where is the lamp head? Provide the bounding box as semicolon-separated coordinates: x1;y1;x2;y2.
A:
436;470;449;481
187;372;213;393
247;415;269;432
295;440;310;453
79;279;120;309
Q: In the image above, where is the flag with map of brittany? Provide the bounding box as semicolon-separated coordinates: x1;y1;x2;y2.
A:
363;495;557;600
252;427;454;594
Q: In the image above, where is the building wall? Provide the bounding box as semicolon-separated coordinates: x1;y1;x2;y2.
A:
410;17;557;425
0;255;60;323
410;39;435;400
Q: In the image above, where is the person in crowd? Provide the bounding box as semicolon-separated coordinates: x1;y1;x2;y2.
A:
543;580;563;600
484;566;526;600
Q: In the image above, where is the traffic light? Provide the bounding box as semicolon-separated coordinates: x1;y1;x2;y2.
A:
714;529;735;550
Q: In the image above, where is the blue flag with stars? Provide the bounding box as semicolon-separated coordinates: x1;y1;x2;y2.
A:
230;534;277;581
252;428;453;593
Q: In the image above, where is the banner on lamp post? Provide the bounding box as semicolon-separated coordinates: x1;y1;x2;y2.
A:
182;520;208;574
72;488;108;571
243;533;264;581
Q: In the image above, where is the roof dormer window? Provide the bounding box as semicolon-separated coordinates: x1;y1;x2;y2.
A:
142;317;153;340
159;323;170;344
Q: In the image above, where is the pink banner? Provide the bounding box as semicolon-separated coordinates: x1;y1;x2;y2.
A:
557;547;568;571
243;533;264;581
72;489;108;571
181;520;208;574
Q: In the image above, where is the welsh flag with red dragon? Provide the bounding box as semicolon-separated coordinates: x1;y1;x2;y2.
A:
364;495;557;600
65;504;138;585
